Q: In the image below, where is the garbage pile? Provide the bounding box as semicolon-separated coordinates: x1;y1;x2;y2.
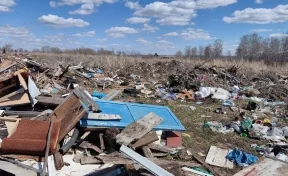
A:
0;55;219;176
0;53;287;176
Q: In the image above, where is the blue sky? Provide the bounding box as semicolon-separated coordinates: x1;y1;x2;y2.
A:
0;0;288;55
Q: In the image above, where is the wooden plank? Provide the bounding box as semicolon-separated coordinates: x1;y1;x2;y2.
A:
99;133;105;150
36;96;65;107
49;94;86;142
53;151;64;170
4;110;41;117
80;156;102;165
0;83;17;93
17;73;27;90
102;90;122;100
116;112;163;146
193;155;221;176
0;63;16;73
131;131;158;149
205;146;234;169
85;113;122;120
0;92;30;107
78;141;103;153
233;157;288;176
103;128;120;153
73;88;99;112
142;146;154;158
0;88;24;102
148;143;176;153
96;154;135;165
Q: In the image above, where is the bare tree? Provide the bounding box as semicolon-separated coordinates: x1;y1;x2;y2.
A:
213;39;223;58
204;45;212;58
282;34;288;52
41;46;51;53
175;50;183;57
269;37;281;53
3;43;13;53
198;46;204;57
191;47;197;58
226;50;232;57
185;46;191;58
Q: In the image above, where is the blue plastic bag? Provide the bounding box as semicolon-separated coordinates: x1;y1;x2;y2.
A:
226;148;258;167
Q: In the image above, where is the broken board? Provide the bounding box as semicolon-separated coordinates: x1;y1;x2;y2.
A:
116;112;162;145
233;157;288;176
0;92;30;107
82;113;121;120
80;99;185;131
205;146;234;169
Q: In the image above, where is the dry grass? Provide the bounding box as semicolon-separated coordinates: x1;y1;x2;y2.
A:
30;53;288;76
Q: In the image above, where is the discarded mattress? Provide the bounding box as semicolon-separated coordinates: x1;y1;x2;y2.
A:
1;119;60;155
80;99;185;131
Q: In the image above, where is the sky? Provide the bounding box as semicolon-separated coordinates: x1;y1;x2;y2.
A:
0;0;288;55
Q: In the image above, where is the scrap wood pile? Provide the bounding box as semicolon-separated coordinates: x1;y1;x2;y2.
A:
0;53;287;176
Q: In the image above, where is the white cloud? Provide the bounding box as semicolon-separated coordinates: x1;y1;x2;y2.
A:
125;1;141;10
93;44;107;48
69;3;95;15
132;0;236;26
250;28;272;32
38;14;90;28
156;15;191;26
269;33;288;38
0;25;33;40
72;31;95;37
164;28;212;40
223;5;288;24
105;27;139;38
156;40;175;49
96;38;107;42
126;17;150;24
195;0;237;9
49;1;57;7
255;0;263;4
0;0;16;12
50;0;118;7
141;24;159;32
136;38;151;45
134;1;197;26
163;32;179;37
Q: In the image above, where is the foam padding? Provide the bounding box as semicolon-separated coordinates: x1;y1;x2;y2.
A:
1;119;60;155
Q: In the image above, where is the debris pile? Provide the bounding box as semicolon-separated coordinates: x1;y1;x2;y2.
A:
0;54;287;176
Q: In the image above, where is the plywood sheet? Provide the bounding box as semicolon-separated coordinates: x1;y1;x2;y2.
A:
205;146;234;169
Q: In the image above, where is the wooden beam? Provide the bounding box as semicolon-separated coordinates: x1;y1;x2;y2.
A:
148;143;176;153
80;156;102;165
116;112;163;146
102;90;122;100
36;96;65;107
17;73;27;90
131;131;158;149
0;83;17;93
73;88;99;112
142;146;153;158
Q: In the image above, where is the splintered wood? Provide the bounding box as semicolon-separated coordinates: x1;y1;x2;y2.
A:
116;112;163;146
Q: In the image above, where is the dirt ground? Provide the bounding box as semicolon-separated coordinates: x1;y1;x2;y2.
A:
130;97;287;176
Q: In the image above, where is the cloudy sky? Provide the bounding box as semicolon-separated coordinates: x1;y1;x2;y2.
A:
0;0;288;54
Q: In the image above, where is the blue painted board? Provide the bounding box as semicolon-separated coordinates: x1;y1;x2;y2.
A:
80;99;185;131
